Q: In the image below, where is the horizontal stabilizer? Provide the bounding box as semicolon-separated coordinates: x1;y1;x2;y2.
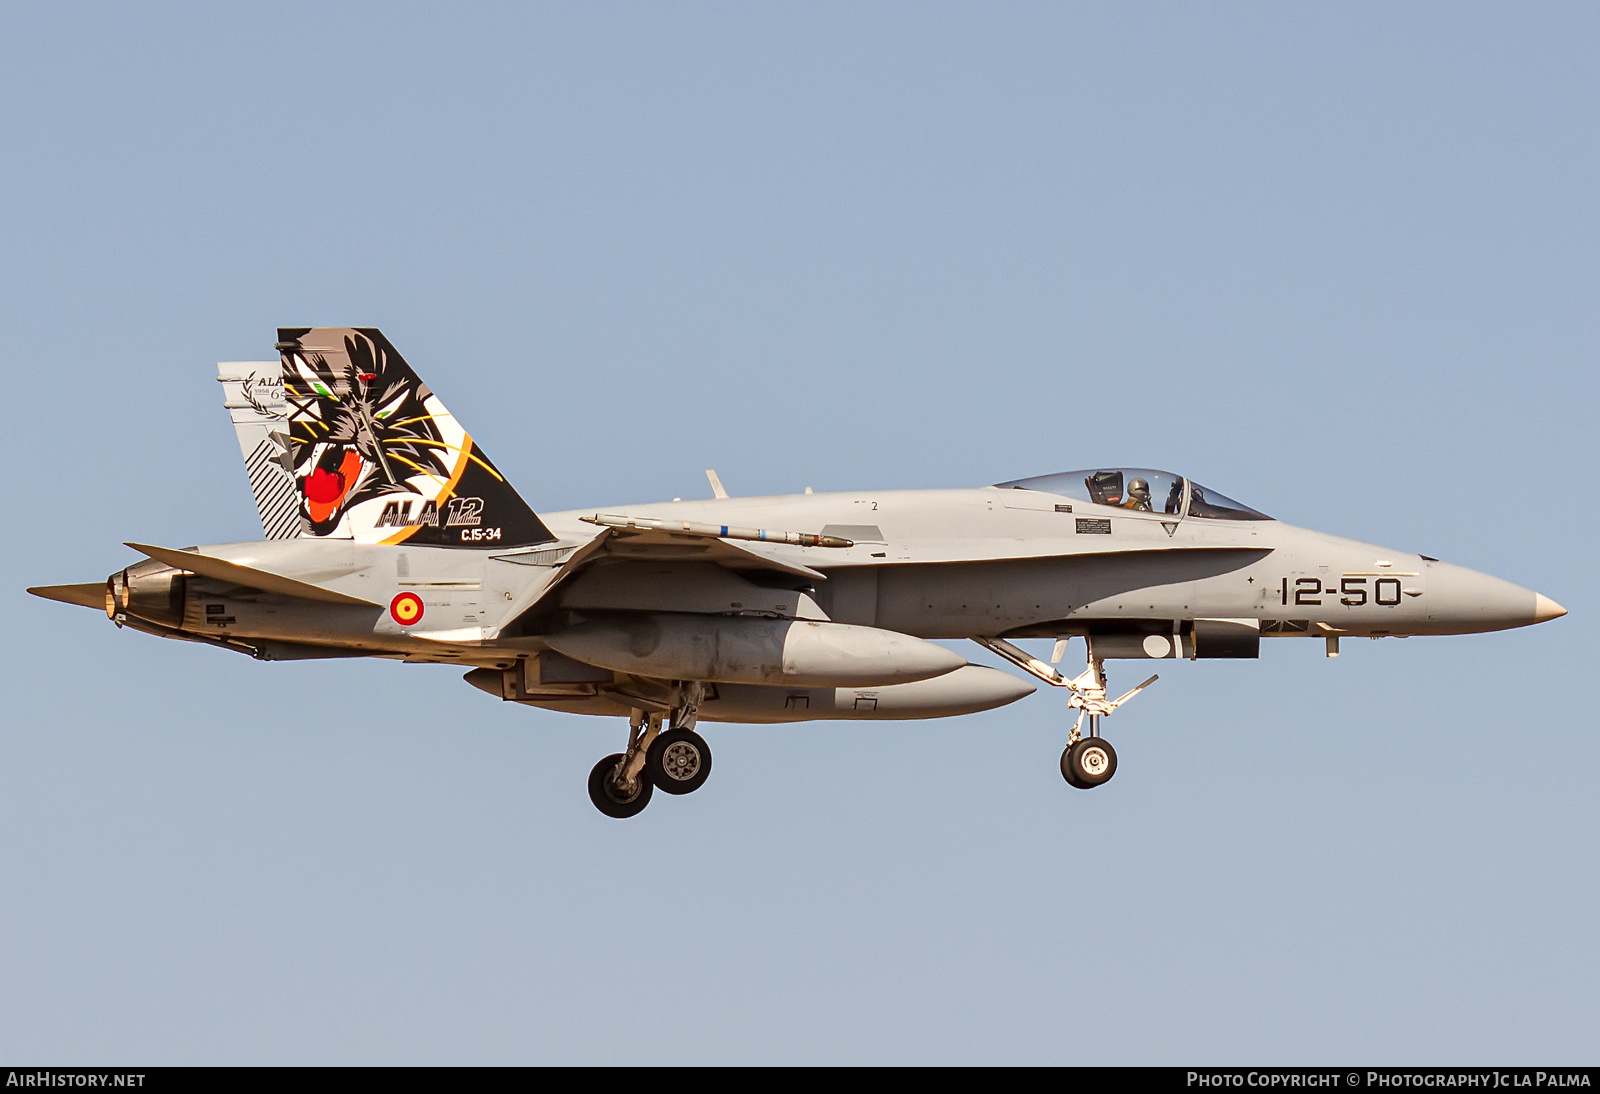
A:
123;543;378;606
27;583;107;610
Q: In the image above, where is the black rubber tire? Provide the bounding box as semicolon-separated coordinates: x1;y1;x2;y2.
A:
588;753;654;818
1060;744;1090;789
645;728;712;795
1065;737;1118;788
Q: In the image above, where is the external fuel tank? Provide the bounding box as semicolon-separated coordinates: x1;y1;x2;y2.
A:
543;612;967;688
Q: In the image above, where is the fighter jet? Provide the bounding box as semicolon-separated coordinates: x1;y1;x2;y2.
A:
28;328;1568;817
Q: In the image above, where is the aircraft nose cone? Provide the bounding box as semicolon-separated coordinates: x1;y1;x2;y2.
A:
1533;594;1568;624
1422;561;1561;634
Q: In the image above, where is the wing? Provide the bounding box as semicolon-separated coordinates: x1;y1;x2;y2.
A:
483;525;829;640
580;527;827;579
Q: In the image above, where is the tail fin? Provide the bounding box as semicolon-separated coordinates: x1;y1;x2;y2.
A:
275;327;555;549
217;360;299;540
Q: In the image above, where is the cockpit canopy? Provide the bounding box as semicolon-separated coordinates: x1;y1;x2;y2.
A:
995;467;1271;521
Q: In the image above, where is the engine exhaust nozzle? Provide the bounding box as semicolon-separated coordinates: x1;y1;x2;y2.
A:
107;560;186;627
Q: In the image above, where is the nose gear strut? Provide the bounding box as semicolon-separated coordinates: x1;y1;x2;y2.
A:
974;636;1157;791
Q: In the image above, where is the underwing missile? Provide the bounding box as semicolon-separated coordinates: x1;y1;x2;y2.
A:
581;513;854;548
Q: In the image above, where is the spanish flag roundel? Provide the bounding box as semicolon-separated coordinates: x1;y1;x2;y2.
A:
390;591;425;626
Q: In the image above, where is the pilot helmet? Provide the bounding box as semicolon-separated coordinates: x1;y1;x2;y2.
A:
1128;477;1151;500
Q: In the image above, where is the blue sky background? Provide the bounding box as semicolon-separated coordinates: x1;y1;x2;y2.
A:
2;2;1595;1063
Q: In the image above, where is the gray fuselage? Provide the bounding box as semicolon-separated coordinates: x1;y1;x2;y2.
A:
148;482;1551;662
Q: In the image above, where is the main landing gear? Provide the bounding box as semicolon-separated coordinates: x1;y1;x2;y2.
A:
587;682;713;818
975;636;1155;792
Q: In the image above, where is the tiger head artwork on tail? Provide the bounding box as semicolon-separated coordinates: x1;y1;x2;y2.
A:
276;327;554;549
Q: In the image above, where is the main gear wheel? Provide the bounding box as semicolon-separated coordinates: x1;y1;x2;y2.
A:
588;752;654;818
645;728;712;795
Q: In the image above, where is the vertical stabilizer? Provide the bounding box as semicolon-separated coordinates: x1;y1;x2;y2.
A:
218;360;299;540
277;327;555;549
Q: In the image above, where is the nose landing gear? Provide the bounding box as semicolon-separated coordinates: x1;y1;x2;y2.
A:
975;636;1153;792
586;682;713;818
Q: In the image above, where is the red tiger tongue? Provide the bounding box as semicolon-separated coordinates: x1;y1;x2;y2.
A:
305;467;345;504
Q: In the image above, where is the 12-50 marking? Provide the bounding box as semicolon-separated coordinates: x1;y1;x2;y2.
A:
1281;575;1402;607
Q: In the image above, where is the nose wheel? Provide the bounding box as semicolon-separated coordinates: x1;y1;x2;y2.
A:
976;637;1152;792
586;684;712;818
1061;735;1118;789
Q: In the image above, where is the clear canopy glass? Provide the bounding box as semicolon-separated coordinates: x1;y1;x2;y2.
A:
994;468;1271;521
1184;480;1271;521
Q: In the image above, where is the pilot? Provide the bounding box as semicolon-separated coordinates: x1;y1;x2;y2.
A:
1123;477;1153;511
